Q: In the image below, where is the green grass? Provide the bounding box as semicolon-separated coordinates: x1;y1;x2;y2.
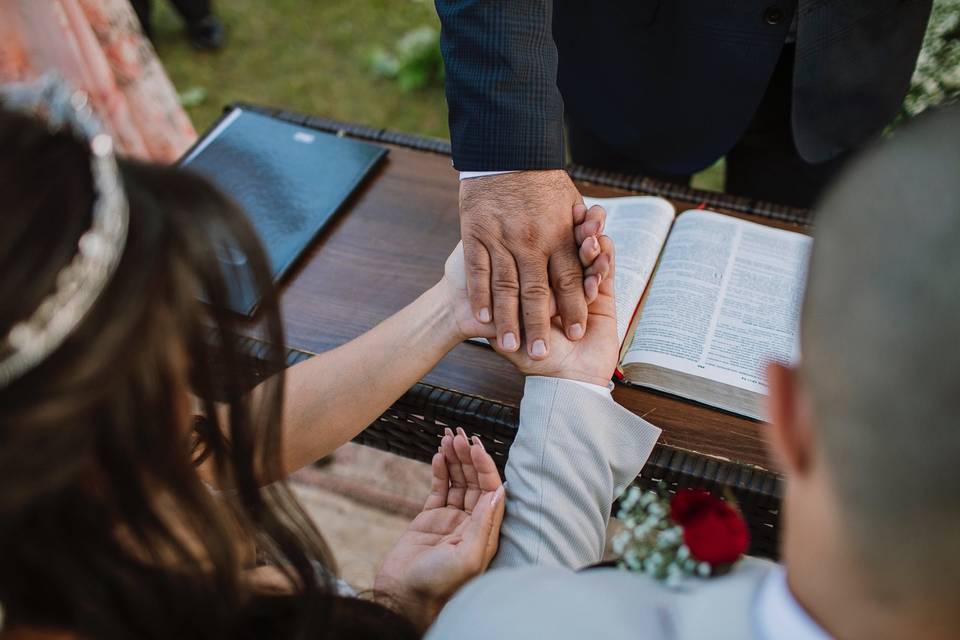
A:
153;0;724;190
153;0;448;137
692;159;724;192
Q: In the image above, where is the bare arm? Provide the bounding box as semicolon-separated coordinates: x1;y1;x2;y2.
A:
195;200;609;491
195;281;474;485
197;207;605;484
276;282;467;474
271;208;605;476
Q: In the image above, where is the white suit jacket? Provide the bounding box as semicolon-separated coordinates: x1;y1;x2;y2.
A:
428;376;779;640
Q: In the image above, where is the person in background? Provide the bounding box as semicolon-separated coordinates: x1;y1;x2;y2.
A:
130;0;225;51
0;0;196;163
433;0;932;377
427;106;960;640
0;75;646;638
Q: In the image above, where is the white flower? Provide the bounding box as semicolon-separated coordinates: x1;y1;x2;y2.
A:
620;487;641;511
665;564;685;588
658;526;682;547
612;532;629;555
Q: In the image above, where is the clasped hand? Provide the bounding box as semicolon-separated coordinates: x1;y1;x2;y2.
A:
459;170;592;359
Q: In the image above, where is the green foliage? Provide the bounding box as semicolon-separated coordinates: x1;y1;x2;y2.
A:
900;0;960;121
368;26;445;93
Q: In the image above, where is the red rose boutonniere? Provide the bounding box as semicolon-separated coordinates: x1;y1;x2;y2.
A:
613;484;750;586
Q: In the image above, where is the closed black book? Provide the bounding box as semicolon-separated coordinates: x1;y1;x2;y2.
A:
180;107;387;315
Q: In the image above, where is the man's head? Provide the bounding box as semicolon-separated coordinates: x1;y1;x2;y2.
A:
766;107;960;618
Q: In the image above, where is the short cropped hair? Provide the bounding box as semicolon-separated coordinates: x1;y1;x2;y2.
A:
801;106;960;597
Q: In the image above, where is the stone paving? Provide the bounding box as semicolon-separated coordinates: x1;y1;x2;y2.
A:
291;443;432;589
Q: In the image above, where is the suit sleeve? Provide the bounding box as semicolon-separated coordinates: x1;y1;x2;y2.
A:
434;0;566;170
491;376;662;570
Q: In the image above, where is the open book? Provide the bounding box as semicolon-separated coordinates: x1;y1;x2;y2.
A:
588;196;812;420
585;196;813;419
466;196;811;419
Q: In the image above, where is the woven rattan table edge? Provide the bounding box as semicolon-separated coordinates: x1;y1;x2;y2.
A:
231;331;782;558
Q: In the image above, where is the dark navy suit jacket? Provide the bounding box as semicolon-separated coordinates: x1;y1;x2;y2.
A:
436;0;931;174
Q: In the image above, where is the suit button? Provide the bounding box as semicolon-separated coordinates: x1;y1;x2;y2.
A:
764;6;785;25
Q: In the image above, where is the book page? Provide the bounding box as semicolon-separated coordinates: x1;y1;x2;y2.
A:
622;210;811;395
583;196;675;345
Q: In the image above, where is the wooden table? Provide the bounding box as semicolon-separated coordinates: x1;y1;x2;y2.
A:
232;104;813;558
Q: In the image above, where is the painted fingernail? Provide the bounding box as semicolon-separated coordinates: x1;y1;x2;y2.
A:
569;323;584;339
531;339;547;357
501;332;518;351
478;307;491;323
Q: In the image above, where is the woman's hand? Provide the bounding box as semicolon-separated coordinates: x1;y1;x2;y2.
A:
437;204;608;345
375;429;505;631
495;234;619;386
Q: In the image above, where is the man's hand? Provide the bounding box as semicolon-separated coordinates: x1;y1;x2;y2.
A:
439;204;607;343
375;429;505;631
495;234;620;387
460;170;590;360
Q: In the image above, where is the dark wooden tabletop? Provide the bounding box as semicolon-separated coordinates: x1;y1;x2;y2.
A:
268;143;808;475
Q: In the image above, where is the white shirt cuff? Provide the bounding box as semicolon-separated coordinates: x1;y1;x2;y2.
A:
459;170;519;181
560;378;613;397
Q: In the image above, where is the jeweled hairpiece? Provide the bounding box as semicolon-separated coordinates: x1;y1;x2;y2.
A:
0;75;129;387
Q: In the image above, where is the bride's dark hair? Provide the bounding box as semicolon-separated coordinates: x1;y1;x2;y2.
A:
0;108;416;639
